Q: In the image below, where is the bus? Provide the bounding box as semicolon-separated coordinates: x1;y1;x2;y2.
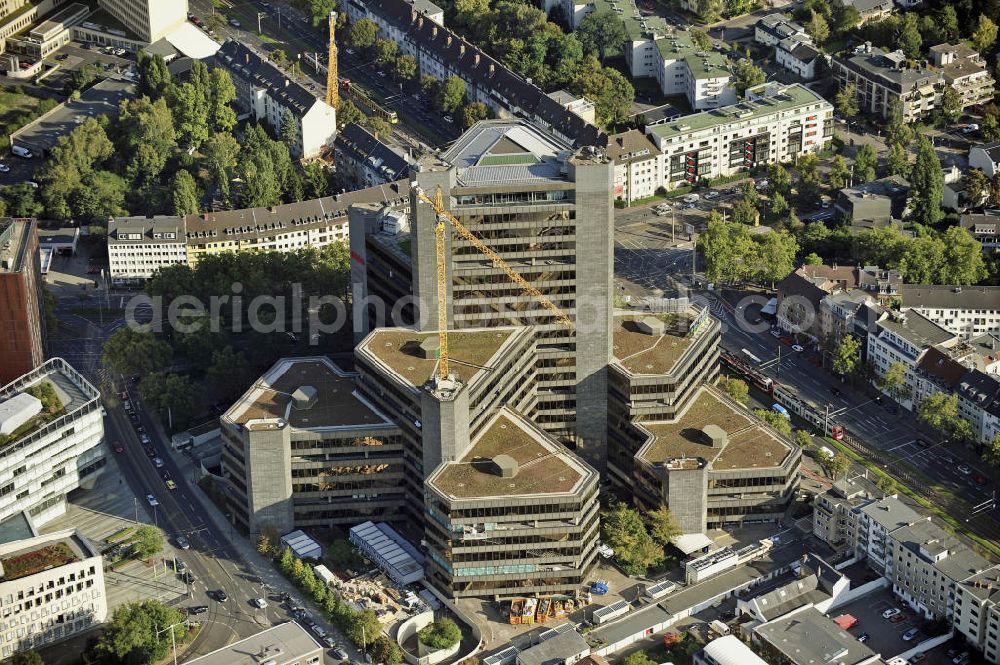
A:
345;81;398;124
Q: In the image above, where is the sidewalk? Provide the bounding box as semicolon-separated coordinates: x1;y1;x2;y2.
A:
151;411;363;660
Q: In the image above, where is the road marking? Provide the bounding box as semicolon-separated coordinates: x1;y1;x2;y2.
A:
886;440;916;452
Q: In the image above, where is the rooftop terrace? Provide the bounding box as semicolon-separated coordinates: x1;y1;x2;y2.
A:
428;410;590;499
360;328;516;387
226;357;391;430
0;359;97;449
612;313;695;375
0;534;85;582
638;388;792;470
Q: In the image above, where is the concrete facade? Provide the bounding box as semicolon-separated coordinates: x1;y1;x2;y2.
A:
0;219;44;386
96;0;186;43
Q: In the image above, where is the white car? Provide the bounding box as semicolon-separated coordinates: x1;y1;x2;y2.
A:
443;115;454;123
146;494;159;507
791;344;804;352
881;608;901;619
251;598;268;609
957;464;972;475
0;163;8;172
153;457;164;468
682;193;700;204
597;542;614;558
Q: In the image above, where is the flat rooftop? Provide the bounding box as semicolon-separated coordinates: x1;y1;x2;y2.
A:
428;410;592;499
225;357;392;430
438;120;573;186
0;359;98;448
360;327;516;387
638;387;793;470
612;313;695;375
183;622;322;665
0;531;89;582
0;219;32;274
756;607;878;665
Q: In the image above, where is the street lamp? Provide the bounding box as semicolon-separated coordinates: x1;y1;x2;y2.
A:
257;12;266;34
154;621;187;665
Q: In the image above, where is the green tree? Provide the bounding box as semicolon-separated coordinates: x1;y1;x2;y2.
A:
436;75;467;113
392;54;418;81
601;501;662;575
828;155;850;191
853;226;906;266
966;168;988;208
74;170;127;223
804;251;823;265
201;132;240;205
770;191;790;217
753;408;792;435
418;619;462;650
646;506;679;545
875;474;897;495
898;234;945;284
5;652;44;665
733;58;766;97
940;86;962;124
880;361;910;400
461;101;490;129
795;430;812;448
306;0;337;26
898;12;923;59
280;108;299;147
983;433;1000;467
168;82;209;149
909;136;944;227
96;601;187;665
731;197;758;226
131;525;164;559
337;99;365;128
833;3;861;34
136;52;172;100
171;170;199;216
118;96;177;191
208;68;237;134
371;635;403;665
937;5;960;43
824;452;851;478
279;547;294;575
570;56;634;127
373;39;399;70
973;14;999;53
302;162;328;199
886;141;910;178
139;373;202;425
205;346;253;402
939;225;987;285
102;326;172;377
577;9;627;63
345;18;378;50
690;28;712;51
239;152;282;209
767;163;792;196
918;392;958;433
366;115;391;137
796;152;823;202
420;75;439;96
832;335;861;377
834;83;860;119
344;609;382;649
622;653;656;665
806;9;830;44
756;230;799;283
854;143;878;182
256;532;272;557
718;376;749;404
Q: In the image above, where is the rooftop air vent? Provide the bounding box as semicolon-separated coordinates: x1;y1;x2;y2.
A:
292;385;317;410
492;454;518;478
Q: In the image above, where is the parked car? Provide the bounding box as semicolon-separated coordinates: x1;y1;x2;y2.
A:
251;598;268;609
175;536;190;550
290;607;307;619
322;636;337;648
791;344;804;352
0;162;9;172
881;608;901;619
112;441;124;454
957;464;972;475
228;18;241;27
902;627;920;641
952;652;970;664
312;624;327;638
770;329;782;338
173;559;186;572
165;479;176;490
213;589;228;602
331;647;348;660
857;633;869;643
889;613;906;624
153;457;164;468
188;605;208;615
972;473;987;485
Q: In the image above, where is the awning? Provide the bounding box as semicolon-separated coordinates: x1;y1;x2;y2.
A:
164;22;221;59
671;532;714;555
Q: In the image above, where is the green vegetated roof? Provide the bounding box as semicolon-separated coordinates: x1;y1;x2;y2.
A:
478;153;540;166
1;542;79;582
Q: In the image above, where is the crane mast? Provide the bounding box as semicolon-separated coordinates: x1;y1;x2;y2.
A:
326;11;339;109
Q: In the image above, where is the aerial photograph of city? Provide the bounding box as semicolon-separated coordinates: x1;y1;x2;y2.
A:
0;0;999;663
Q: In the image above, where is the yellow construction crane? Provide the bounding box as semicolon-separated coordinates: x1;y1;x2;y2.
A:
326;11;339;110
417;186;573;384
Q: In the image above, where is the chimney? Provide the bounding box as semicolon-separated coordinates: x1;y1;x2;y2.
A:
285;79;290;87
489;63;494;75
460;44;465;56
418;16;424;28
245;52;250;64
432;25;437;38
411;8;417;22
475;53;480;66
447;35;452;47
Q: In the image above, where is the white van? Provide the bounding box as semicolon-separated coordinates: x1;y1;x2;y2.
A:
11;145;33;159
682;193;700;204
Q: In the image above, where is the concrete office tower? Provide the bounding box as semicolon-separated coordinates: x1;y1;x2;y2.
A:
0;219;44;386
0;358;105;527
221;357;404;537
97;0;186;43
407;120;613;470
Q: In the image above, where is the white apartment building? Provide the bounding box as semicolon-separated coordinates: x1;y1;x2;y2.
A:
901;285;1000;339
645;83;832;190
866;310;960;410
0;529;106;658
930;43;996;110
851;495;926;575
0;359;105;527
605;129;662;204
776;36;822;81
217;40;337;159
833;46;943;121
954;569;1000;665
107;216;187;283
754;13;807;47
108;183;410;282
886;519;991;621
97;0;186;43
955;370;1000;446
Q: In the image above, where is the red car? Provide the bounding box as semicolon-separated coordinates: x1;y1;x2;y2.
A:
972;473;987;486
889;613;906;624
112;441;124;454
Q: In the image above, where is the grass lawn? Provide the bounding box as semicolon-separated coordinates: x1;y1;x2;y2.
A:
0;87;55;150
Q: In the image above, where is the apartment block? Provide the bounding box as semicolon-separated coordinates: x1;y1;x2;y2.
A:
887;519;992;620
900;284;1000;339
954;568;1000;665
645;83;832;190
955;370;1000;447
775;36;822;81
833;46;942;121
607;310;720;488
0;358;105;527
221;357;405;536
97;0;186;43
960;212;1000;252
632;386;800;534
0;530;106;658
108;182;410;283
930;43;995;110
217;40;336;158
605;130;663;204
342;0;603;148
0;219;44;386
754;13;806;46
334;123;413;191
